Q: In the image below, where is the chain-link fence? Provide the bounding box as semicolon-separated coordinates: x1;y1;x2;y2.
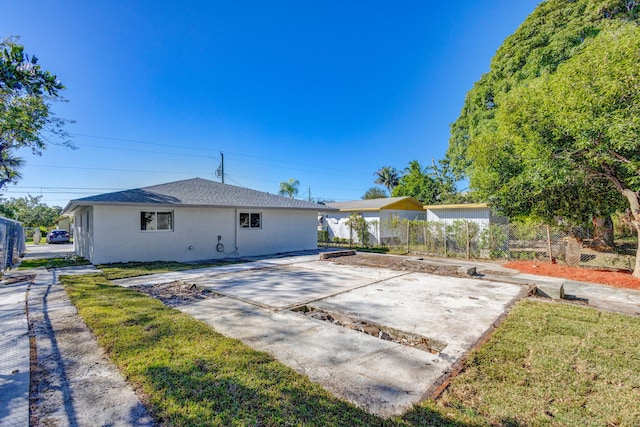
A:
319;219;636;271
0;215;26;272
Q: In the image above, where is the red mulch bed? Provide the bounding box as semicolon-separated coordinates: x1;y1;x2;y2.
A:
503;261;640;291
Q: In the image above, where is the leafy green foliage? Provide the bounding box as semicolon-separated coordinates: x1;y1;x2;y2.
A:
362;187;387;199
447;0;639;223
0;38;73;189
0;194;62;227
345;212;370;246
391;160;457;205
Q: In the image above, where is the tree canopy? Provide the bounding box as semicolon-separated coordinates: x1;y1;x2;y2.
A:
447;0;639;222
0;38;72;189
446;0;640;274
0;195;62;227
391;161;439;204
362;187;387;200
390;160;458;205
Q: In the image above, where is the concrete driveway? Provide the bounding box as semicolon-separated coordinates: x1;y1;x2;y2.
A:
115;254;529;417
21;243;75;260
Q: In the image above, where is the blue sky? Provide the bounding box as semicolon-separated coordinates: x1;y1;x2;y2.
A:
1;1;540;207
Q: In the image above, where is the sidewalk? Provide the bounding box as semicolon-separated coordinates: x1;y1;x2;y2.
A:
1;266;154;427
0;279;30;426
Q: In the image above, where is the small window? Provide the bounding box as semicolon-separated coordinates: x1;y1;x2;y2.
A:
239;212;261;229
141;211;173;231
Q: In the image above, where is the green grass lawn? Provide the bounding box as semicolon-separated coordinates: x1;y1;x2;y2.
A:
18;256;91;270
61;272;640;426
97;260;244;280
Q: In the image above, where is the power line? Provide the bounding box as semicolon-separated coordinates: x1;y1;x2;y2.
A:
70;132;372;178
26;164;212;175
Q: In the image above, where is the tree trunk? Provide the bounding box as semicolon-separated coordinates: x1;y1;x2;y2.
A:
592;215;614;247
620;189;640;278
634;222;640;278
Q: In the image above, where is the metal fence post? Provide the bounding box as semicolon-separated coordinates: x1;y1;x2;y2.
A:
546;224;553;264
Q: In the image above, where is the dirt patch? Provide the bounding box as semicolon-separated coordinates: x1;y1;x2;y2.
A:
293;305;446;354
504;261;640;291
323;252;473;276
131;281;220;307
1;274;36;285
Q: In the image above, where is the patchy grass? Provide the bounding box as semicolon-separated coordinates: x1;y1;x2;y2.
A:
98;260;244;280
62;272;640;426
61;275;394;426
426;300;640;426
18;256;91;270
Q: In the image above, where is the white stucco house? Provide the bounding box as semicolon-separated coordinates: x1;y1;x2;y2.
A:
62;178;336;264
424;203;508;228
322;197;425;245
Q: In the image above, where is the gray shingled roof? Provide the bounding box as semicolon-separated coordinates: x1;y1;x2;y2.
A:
63;178;336;213
326;197;422;211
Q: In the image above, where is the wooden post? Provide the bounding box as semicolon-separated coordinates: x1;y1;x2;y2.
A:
406;220;410;254
466;221;471;260
546;224;553;264
443;226;447;257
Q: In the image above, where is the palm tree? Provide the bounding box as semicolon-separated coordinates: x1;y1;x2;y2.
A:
373;166;400;196
279;178;300;198
0;150;24;189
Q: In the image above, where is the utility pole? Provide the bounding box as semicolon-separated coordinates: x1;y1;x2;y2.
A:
216;152;225;183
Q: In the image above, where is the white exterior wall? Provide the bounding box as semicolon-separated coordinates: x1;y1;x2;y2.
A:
325;209;424;245
426;207;491;228
236;209;318;257
80;205;318;264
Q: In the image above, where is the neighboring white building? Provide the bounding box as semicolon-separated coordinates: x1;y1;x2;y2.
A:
62;178;335;264
424;203;508;228
323;197;425;245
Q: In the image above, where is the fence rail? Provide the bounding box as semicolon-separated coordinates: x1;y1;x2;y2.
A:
0;215;25;272
319;220;636;271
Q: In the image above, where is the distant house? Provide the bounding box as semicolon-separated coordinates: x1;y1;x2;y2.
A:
62;178;335;264
323;197;424;245
424;203;508;228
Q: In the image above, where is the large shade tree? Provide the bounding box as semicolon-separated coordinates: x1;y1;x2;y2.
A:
392;160;458;204
362;187;387;200
0;195;62;227
391;160;439;204
446;0;640;275
1;38;72;189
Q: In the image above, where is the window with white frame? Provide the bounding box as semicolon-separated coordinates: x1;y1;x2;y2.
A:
239;212;261;229
140;211;173;231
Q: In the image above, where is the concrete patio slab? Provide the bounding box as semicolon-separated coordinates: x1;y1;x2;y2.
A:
309;273;529;361
194;262;407;309
152;259;530;416
179;297;446;418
